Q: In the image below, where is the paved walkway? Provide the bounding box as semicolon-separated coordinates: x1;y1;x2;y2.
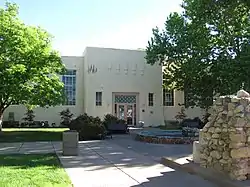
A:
111;134;193;161
58;140;219;187
0;138;218;187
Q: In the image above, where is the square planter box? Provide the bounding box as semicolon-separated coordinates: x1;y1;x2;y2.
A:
62;130;79;156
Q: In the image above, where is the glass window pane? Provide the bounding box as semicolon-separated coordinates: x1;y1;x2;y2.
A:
62;69;76;105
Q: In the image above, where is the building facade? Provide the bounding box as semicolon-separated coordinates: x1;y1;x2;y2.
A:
3;47;204;127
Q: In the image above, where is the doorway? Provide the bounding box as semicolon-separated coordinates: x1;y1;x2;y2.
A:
113;94;138;126
115;103;136;125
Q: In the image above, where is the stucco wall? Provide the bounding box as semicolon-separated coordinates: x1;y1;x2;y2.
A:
83;47;163;126
3;56;84;125
162;90;205;122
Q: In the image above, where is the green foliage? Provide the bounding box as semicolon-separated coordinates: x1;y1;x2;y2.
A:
22;109;35;124
174;107;187;122
59;108;73;127
69;113;106;140
146;0;250;109
0;3;66;116
102;114;124;127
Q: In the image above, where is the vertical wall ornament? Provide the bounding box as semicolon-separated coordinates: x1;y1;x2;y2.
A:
116;64;120;74
124;64;128;75
87;64;97;74
132;64;137;75
140;66;145;75
108;63;112;71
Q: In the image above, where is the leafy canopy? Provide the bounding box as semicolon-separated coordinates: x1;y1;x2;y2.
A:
146;0;250;109
0;3;66;113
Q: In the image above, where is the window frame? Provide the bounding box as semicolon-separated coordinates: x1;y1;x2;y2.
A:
96;92;102;106
163;89;174;106
62;69;76;106
148;93;154;106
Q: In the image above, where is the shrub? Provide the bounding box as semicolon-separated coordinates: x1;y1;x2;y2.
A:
22;109;35;126
175;107;187;123
2;121;19;128
69;113;106;140
60;108;73;127
103;114;118;129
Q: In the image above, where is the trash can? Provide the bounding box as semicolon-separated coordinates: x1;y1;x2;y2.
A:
62;130;79;156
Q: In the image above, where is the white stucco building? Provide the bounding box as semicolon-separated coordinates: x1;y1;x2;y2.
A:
3;47;204;127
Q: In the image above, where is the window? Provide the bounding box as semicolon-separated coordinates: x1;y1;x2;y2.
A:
62;69;76;105
148;93;154;106
163;89;174;106
96;92;102;106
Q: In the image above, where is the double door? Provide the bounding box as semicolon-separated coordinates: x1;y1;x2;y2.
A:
115;103;136;126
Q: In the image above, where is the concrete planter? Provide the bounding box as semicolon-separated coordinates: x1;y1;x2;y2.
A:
62;130;79;156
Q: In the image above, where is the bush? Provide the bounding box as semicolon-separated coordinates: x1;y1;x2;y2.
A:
22;109;35;126
103;114;118;129
60;108;73;127
2;121;19;128
103;114;126;127
69;113;106;140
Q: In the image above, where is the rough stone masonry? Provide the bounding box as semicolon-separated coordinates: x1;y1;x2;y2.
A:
199;90;250;181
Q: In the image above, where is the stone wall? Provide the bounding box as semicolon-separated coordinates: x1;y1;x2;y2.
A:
199;90;250;181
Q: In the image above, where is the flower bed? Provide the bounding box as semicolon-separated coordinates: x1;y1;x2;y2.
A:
135;131;198;144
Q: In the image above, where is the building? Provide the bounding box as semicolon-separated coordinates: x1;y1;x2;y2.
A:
3;47;204;127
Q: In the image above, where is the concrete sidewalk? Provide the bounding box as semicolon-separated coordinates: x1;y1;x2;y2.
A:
0;141;55;154
53;140;218;187
0;140;219;187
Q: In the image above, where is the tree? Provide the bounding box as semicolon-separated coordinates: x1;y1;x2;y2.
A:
22;109;35;126
146;0;250;110
175;107;187;123
60;108;73;127
0;3;66;130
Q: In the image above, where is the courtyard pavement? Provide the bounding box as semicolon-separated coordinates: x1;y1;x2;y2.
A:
0;135;219;187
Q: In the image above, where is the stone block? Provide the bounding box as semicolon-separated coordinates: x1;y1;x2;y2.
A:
231;147;249;158
229;133;246;142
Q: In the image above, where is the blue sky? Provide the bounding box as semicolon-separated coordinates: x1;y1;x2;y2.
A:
1;0;182;56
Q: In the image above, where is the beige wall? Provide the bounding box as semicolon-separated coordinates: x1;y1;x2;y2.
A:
162;90;205;122
3;47;204;127
83;47;163;126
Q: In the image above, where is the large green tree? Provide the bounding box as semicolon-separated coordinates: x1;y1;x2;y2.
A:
0;3;66;130
146;0;250;109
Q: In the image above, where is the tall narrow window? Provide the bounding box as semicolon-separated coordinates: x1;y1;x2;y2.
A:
163;89;174;106
62;69;76;105
96;92;102;106
148;93;154;106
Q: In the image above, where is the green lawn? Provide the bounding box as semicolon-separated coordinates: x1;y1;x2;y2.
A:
0;128;69;142
0;154;72;187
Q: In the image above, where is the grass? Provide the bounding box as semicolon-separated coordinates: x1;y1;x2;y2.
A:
0;128;69;143
0;154;72;187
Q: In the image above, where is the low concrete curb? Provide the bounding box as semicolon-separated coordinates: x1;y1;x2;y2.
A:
161;157;243;187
